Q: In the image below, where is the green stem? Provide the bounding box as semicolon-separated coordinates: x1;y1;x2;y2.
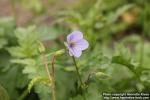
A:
42;53;52;84
41;53;52;100
72;56;86;100
72;56;83;85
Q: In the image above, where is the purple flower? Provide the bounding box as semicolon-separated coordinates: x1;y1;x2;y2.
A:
66;31;89;58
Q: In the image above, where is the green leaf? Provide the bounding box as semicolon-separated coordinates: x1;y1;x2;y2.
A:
10;59;35;65
28;76;51;93
8;25;39;58
112;55;135;72
95;72;110;79
34;83;51;100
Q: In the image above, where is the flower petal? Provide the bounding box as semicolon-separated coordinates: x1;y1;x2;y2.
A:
69;50;73;56
69;47;82;58
67;31;83;42
75;39;89;50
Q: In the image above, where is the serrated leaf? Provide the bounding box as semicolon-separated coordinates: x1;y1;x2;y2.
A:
28;76;51;93
8;25;39;58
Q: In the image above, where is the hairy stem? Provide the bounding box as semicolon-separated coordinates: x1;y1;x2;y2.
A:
41;53;52;100
52;55;56;100
72;56;86;100
41;53;52;84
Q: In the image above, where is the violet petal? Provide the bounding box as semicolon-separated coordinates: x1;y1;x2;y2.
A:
69;47;82;57
67;31;83;42
69;50;73;56
74;39;89;50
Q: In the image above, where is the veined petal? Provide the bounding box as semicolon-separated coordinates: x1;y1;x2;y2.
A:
69;47;82;58
67;31;83;42
75;39;89;50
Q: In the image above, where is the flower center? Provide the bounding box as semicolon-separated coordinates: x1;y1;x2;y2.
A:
69;41;76;48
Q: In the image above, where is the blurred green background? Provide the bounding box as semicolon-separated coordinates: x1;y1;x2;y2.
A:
0;0;150;100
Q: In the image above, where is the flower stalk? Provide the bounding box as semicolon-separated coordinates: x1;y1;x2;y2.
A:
72;56;86;100
72;56;83;85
